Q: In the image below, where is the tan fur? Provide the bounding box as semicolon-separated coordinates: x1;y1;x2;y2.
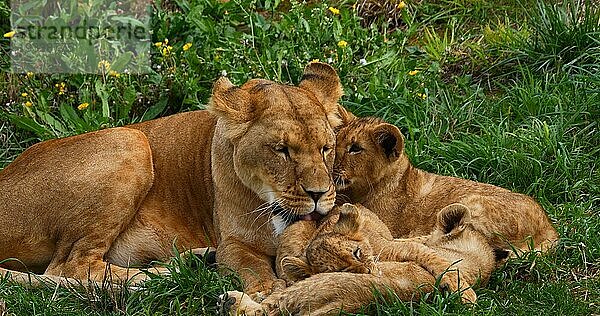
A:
284;204;493;297
210;62;344;296
0;62;343;294
333;116;559;254
225;203;493;315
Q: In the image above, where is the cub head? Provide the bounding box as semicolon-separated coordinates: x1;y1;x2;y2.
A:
208;62;345;234
334;117;406;202
279;203;376;281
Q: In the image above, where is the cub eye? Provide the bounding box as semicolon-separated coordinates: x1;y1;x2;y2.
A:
274;145;290;158
352;247;362;260
322;145;332;156
348;144;362;155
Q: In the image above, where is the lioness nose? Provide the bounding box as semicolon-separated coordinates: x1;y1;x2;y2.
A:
303;187;327;203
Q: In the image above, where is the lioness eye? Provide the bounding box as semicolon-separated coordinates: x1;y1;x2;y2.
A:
322;145;332;155
348;144;362;155
352;247;361;260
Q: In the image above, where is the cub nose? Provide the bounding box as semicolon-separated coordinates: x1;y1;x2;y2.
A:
303;186;327;203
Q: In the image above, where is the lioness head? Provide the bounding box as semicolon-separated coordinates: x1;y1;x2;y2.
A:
333;116;406;202
208;62;344;234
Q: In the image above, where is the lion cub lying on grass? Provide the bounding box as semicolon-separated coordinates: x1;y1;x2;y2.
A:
334;116;559;254
223;203;495;315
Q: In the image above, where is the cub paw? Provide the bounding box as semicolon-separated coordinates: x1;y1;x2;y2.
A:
438;272;477;304
338;203;359;214
460;287;477;304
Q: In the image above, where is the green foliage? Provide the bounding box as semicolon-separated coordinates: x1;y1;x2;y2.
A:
0;0;599;314
516;0;600;75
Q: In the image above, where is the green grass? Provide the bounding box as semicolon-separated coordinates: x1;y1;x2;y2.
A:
1;0;599;315
0;252;240;315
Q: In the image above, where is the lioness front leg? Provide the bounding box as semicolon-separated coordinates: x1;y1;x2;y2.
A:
217;238;286;299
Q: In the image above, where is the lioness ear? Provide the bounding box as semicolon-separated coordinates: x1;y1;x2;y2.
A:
207;77;254;124
299;62;344;127
281;256;312;281
437;203;471;235
372;123;404;162
333;203;363;236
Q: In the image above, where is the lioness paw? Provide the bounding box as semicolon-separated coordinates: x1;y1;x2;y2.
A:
218;291;265;316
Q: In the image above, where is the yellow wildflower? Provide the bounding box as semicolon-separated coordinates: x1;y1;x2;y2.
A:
109;70;120;78
21;92;28;97
78;102;89;110
98;60;111;72
311;59;320;63
26;72;34;78
397;1;407;10
162;45;173;56
337;40;348;48
183;42;193;51
154;42;163;47
328;7;340;15
163;38;169;45
3;30;16;38
416;93;427;100
24;101;32;107
408;70;419;76
55;82;67;95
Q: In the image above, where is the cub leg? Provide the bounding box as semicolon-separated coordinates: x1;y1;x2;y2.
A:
259;263;437;315
380;241;476;303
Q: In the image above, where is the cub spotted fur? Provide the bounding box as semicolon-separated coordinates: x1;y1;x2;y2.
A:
334;115;558;254
224;203;494;315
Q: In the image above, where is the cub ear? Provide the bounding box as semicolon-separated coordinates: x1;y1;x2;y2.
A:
299;62;344;127
207;76;254;124
372;123;404;161
437;203;471;235
333;203;363;237
280;256;312;281
337;104;357;126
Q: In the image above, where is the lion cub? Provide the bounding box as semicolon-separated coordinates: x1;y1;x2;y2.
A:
334;116;559;254
223;203;494;315
278;203;493;298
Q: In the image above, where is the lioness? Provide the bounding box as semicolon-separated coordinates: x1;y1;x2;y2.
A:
224;203;493;315
334;115;559;254
0;62;343;296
